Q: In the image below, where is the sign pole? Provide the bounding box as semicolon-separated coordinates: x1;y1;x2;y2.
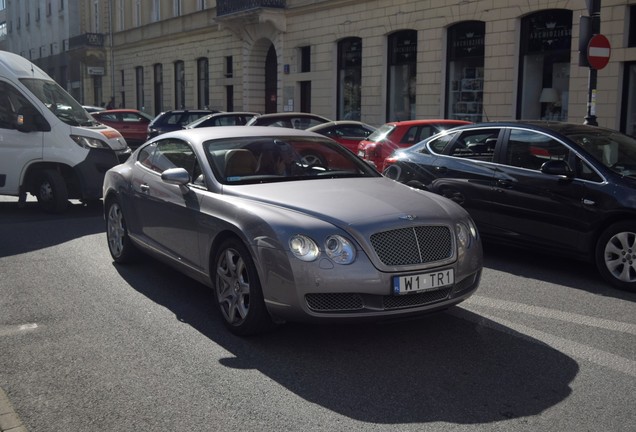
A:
584;0;601;126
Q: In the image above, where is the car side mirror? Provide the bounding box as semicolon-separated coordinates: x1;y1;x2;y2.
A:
541;160;573;178
161;167;191;189
16;107;51;133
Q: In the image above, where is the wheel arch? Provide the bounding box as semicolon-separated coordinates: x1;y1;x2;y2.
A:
22;162;81;199
590;211;636;255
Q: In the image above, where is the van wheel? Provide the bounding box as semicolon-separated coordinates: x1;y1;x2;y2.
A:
36;169;68;213
595;221;636;292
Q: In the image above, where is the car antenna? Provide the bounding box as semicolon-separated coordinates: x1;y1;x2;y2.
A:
482;105;490;122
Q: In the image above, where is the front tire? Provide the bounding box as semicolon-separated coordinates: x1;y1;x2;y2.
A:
36;169;68;213
214;238;274;336
595;221;636;292
106;198;138;263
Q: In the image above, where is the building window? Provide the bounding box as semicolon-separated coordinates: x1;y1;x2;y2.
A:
119;70;126;109
92;0;100;33
300;81;311;112
621;62;636;135
134;0;141;26
174;0;181;17
518;9;572;121
93;75;103;107
153;64;163;116
136;66;144;111
387;30;417;121
337;37;362;120
225;56;233;77
174;60;185;109
197;58;209;109
630;6;636;47
198;0;207;11
226;86;234;111
447;21;485;122
300;46;310;73
117;0;125;31
151;0;160;22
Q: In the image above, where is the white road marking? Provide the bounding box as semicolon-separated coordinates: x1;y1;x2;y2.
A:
0;323;38;337
452;296;636;377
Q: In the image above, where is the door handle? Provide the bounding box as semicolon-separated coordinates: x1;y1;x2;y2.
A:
140;183;150;193
496;179;512;188
434;166;447;173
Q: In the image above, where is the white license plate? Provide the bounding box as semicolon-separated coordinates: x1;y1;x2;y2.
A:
393;269;454;295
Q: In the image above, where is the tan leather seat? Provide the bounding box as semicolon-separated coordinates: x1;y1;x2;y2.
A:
224;149;257;177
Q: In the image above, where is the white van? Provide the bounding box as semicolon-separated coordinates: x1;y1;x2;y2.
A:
0;50;131;212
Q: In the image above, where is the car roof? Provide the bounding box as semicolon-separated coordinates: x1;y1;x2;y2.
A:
439;120;619;136
148;125;325;145
383;119;472;127
252;112;330;120
308;120;375;129
94;109;142;114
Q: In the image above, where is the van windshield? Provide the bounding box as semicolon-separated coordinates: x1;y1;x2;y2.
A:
20;78;96;127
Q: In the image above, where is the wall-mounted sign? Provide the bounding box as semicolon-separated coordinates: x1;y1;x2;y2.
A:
87;66;104;75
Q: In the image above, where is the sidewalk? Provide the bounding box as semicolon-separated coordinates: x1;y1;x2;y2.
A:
0;387;27;432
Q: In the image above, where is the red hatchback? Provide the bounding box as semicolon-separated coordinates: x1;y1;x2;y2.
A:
357;119;471;171
91;109;154;148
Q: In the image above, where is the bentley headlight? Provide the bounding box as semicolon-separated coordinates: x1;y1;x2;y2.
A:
289;234;320;262
324;235;356;265
456;220;478;250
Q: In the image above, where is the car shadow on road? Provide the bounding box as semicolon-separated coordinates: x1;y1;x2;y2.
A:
482;242;636;301
0;200;104;258
114;255;579;426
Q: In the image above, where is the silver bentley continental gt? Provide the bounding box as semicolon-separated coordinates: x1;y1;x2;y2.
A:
103;126;483;335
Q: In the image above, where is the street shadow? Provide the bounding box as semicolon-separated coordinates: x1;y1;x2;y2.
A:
0;199;104;258
114;256;578;425
482;241;636;302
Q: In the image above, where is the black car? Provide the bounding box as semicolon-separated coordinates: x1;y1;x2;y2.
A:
183;111;259;129
383;121;636;292
147;109;219;139
245;112;330;129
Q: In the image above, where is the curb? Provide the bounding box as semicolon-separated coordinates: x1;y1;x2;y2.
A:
0;387;27;432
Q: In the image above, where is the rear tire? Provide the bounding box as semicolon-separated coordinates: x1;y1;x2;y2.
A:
36;169;68;213
213;238;275;336
106;197;138;263
595;221;636;292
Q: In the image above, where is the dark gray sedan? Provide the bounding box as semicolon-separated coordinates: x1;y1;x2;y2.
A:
103;126;482;335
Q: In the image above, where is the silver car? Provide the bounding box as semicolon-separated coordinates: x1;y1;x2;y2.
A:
103;126;483;335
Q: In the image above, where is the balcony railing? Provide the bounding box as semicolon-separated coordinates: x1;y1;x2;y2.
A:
217;0;286;17
67;33;104;50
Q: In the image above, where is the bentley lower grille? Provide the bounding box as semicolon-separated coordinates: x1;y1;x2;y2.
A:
370;225;453;266
306;293;364;311
305;287;452;313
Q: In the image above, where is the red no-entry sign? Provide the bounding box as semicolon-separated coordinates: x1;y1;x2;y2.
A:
587;34;611;70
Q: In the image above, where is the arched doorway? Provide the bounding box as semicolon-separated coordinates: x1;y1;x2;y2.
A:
265;44;278;113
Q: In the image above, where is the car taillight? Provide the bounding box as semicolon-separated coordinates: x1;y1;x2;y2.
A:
384;156;398;166
370;143;382;158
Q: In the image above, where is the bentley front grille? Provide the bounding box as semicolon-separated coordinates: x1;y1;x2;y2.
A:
370;225;453;266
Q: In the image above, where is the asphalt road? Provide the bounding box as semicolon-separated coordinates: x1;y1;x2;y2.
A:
0;197;634;432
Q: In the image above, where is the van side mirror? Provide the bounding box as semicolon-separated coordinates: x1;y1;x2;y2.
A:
16;107;51;133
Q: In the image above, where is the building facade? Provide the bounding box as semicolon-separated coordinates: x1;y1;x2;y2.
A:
4;1;636;134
